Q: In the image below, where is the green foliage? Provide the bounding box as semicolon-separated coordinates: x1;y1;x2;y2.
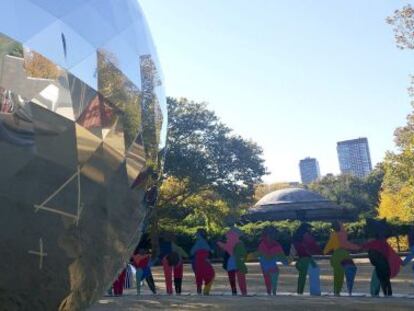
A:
121;98;141;148
378;8;414;224
164;97;266;206
307;166;384;218
386;4;414;50
160;219;412;256
0;36;23;58
153;97;267;248
158;177;231;231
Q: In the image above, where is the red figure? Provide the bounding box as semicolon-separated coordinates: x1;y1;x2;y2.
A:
191;229;215;295
112;269;126;296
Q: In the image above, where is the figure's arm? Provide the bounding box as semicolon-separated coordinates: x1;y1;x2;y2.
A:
323;234;335;255
338;229;360;251
234;243;247;259
172;243;188;258
402;252;414;266
275;253;289;265
217;241;225;250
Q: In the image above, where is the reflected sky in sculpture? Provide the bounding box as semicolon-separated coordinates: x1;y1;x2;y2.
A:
0;1;166;310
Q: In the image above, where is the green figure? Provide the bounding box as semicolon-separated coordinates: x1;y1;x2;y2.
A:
324;222;360;296
291;223;322;295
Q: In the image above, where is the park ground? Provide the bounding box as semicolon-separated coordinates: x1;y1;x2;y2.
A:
90;260;414;310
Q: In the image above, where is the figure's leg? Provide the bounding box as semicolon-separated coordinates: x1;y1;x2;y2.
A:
308;263;321;296
270;271;279;295
262;270;272;295
195;267;203;294
113;281;119;296
236;271;247;296
370;270;380;297
333;266;345;296
376;267;392;296
202;265;215;296
374;255;392;297
162;258;173;295
296;262;307;295
174;262;184;294
146;270;157;294
344;265;357;296
228;271;237;295
136;269;144;295
203;273;214;296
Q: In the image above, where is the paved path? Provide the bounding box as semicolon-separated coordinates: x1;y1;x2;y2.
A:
90;261;414;310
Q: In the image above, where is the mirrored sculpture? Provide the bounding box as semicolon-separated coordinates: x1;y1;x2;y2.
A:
0;1;166;310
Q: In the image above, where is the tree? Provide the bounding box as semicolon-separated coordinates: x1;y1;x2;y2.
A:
164;97;266;206
386;4;414;50
150;98;267;251
387;4;414;105
378;5;414;224
24;50;61;79
158;177;230;232
307;166;384;218
0;34;23;58
97;49;141;148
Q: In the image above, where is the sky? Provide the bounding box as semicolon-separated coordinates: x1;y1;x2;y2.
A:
139;0;414;183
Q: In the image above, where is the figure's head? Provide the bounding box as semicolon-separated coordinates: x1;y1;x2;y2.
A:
226;227;243;241
138;248;146;255
262;226;278;241
331;221;341;232
293;223;312;242
366;218;391;239
161;232;175;242
196;228;207;240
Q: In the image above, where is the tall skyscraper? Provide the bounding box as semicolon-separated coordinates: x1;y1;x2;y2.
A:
299;157;321;184
337;137;372;178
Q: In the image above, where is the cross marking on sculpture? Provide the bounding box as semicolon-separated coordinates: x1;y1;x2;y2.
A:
28;238;47;270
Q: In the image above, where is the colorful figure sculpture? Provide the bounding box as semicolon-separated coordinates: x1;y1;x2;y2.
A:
222;251;238;295
132;248;157;295
159;233;188;295
291;223;322;296
218;227;248;296
191;229;215;295
254;227;288;295
363;219;402;297
324;221;360;296
112;269;126;296
402;227;414;286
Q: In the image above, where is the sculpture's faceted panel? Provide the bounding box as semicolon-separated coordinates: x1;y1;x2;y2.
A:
0;1;166;310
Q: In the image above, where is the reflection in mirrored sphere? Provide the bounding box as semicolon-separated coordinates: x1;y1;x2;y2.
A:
0;1;166;310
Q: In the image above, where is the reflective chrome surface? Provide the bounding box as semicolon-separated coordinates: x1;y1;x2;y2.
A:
0;1;166;310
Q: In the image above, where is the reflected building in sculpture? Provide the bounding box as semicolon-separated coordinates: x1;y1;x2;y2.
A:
0;1;166;310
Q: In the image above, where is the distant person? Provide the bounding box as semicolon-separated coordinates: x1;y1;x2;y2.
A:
291;223;322;296
254;227;288;296
159;233;188;295
217;227;248;296
363;218;402;297
324;221;360;296
402;226;414;286
190;229;215;295
132;248;156;295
